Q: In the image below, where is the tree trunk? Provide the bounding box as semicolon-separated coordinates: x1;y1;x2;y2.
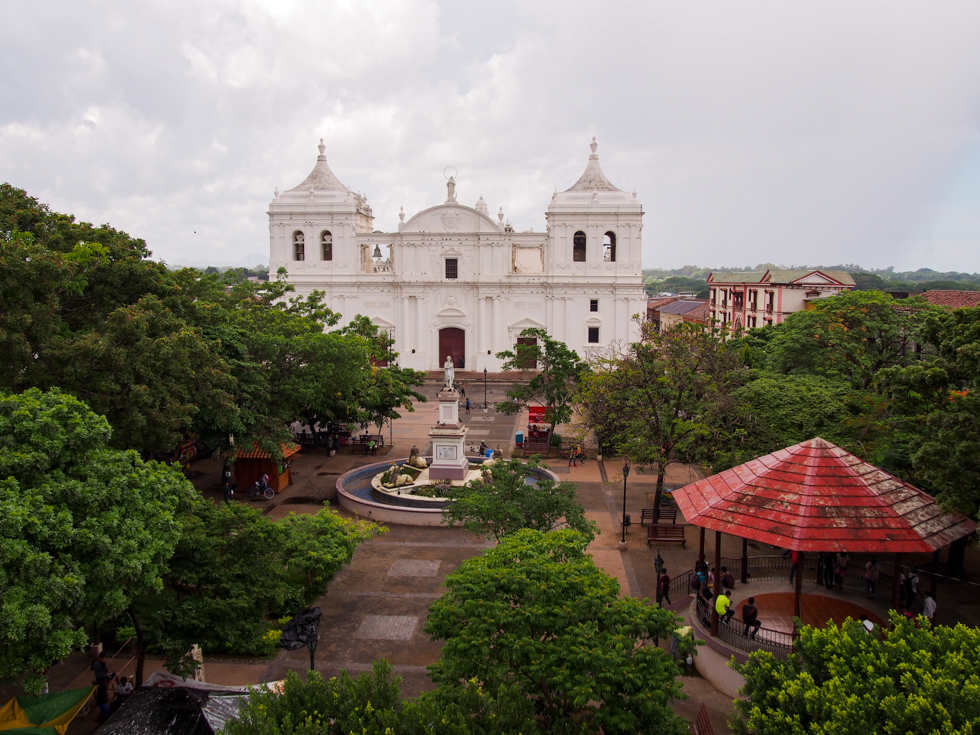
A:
652;465;666;524
128;607;148;688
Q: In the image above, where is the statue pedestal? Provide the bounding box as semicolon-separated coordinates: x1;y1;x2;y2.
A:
429;387;468;481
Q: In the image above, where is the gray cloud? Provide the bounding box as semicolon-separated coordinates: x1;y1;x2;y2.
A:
2;0;979;270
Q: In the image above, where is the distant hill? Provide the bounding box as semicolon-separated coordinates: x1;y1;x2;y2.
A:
167;252;268;270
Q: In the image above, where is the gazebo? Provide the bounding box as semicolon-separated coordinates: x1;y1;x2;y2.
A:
672;438;976;637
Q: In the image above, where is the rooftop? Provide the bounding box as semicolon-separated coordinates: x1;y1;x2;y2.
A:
921;290;980;309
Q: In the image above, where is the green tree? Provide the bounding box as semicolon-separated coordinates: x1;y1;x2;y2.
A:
577;320;746;521
127;501;380;684
440;457;597;542
734;374;871;455
339;315;427;436
876;306;980;520
0;388;195;694
763;290;929;389
425;529;688;735
731;614;980;735
494;328;589;438
226;660;538;735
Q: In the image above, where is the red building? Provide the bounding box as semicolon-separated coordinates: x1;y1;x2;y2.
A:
707;269;855;334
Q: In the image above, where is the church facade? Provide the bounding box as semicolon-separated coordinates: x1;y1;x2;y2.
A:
267;138;647;372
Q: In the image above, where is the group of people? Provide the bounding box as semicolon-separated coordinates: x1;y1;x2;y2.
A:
91;650;133;720
685;560;764;638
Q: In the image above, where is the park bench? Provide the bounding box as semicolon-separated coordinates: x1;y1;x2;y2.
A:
352;434;385;454
519;436;552;457
640;507;678;525
647;524;687;548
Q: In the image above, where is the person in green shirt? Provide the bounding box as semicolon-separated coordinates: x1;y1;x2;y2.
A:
715;589;734;625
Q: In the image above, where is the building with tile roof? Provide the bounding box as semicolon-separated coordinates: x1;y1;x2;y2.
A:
706;269;855;334
920;290;980;309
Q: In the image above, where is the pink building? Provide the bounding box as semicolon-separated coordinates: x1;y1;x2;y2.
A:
707;269;855;334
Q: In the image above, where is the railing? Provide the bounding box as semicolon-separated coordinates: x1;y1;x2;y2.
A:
662;554;898;660
694;597;793;659
664;554;893;600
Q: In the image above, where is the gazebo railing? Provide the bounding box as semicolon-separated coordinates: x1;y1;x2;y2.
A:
663;554;893;602
693;596;793;659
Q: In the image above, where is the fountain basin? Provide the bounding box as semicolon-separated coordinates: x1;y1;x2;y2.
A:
336;457;560;526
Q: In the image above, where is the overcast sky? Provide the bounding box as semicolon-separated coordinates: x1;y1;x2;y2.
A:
3;1;980;272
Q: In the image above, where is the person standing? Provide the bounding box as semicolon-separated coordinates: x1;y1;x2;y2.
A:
658;568;672;606
742;597;761;639
834;552;849;590
91;651;109;687
864;556;881;599
465;398;471;414
922;594;937;625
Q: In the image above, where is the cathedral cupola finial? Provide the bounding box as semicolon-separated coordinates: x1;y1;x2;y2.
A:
590;136;598;156
317;138;326;158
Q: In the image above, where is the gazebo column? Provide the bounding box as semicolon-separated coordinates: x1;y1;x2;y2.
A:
698;528;705;564
931;549;940;598
793;552;803;625
710;531;721;636
740;538;748;584
891;553;903;612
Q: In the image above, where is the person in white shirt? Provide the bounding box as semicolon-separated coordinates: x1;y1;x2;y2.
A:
922;595;937;625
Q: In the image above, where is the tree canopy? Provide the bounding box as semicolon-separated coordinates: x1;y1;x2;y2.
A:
425;529;688;735
440;457;597;542
731;614;980;735
495;327;589;436
577;320;746;520
0;388;195;693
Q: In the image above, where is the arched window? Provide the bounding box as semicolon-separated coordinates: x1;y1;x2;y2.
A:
320;231;333;261
293;231;305;261
573;231;586;262
603;231;616;262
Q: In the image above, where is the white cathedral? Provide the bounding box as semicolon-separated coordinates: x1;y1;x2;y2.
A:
268;138;647;372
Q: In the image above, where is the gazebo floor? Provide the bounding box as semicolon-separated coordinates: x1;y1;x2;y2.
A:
732;591;887;635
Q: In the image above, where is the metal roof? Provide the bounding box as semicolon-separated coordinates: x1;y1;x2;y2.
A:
659;300;706;315
672;438;976;553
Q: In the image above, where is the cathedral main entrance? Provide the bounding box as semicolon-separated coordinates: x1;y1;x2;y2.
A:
438;328;465;370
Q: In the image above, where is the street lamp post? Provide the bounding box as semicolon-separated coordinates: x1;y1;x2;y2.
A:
483;367;488;411
307;634;319;672
621;459;631;543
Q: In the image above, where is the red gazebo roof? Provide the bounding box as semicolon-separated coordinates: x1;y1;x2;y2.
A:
673;438;976;553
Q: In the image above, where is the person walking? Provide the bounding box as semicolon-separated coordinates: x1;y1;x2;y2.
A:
465;398;471;414
742;597;761;639
658;568;672;606
864;556;881;599
569;447;577;467
459;383;466;398
922;594;937;625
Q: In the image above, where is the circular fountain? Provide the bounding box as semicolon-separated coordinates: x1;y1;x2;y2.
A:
336;457;560;526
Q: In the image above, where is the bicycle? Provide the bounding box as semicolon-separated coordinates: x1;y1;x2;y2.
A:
248;481;275;501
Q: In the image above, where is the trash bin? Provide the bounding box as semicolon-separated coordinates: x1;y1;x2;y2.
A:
515;430;524;445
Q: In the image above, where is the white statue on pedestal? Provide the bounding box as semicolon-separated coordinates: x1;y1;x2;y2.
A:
444;356;455;389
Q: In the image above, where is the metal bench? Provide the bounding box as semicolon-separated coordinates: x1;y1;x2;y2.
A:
647;524;686;547
640;507;678;525
689;703;716;735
